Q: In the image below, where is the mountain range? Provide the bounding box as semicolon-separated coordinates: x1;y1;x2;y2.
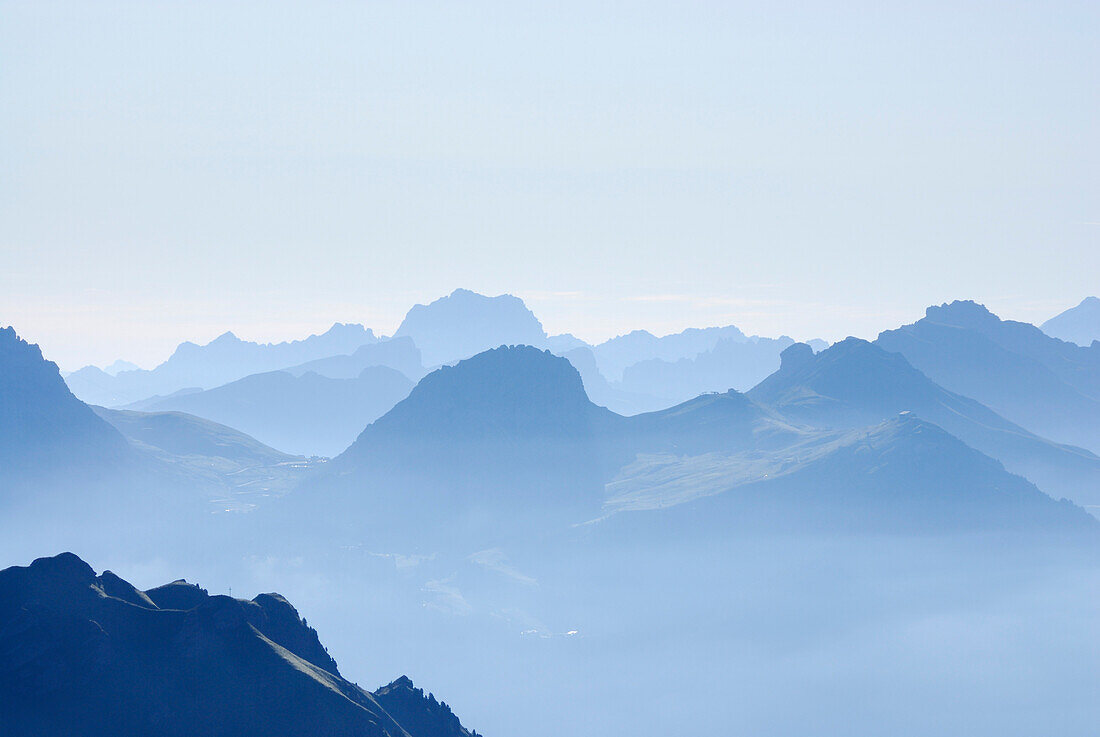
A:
125;366;415;457
876;300;1100;454
65;323;378;408
295;345;1094;543
749;338;1100;505
0;552;480;737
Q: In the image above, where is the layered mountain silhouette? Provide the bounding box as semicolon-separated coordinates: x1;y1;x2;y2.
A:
0;327;135;492
0;552;480;737
1042;296;1100;347
394;289;547;366
587;326;827;381
748;339;1100;505
876;301;1100;453
603;414;1094;533
590;325;750;380
65;323;377;408
557;346;672;415
283;336;425;382
133;366;415;457
619;335;799;405
292;345;1093;540
317;346;618;537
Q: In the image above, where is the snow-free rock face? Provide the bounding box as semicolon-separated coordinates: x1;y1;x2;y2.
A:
1042;296;1100;347
394;289;547;366
0;553;482;737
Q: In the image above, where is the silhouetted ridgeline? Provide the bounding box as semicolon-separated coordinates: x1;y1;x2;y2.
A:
1042;296;1100;347
877;300;1100;454
65;323;378;407
748;338;1100;505
285;344;1096;547
0;553;481;737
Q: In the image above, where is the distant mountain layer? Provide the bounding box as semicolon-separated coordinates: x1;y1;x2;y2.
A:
65;323;377;407
749;339;1100;505
590;325;750;380
0;552;481;737
137;366;415;457
619;335;798;405
293;345;1093;544
283;336;425;381
395;288;547;366
876;300;1100;454
1042;296;1100;346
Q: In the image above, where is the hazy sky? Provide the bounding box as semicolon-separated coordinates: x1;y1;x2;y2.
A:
2;1;1098;369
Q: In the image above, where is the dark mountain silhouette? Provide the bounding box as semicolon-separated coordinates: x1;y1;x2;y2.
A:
0;552;480;737
875;301;1100;453
619;335;799;404
1042;296;1100;347
0;327;134;490
284;336;425;381
65;323;377;408
374;676;482;737
138;366;414;457
748;339;1100;505
394;289;547;366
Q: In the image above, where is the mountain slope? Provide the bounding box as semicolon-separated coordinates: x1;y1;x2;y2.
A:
287;343;1096;545
93;407;316;509
0;553;481;737
65;323;377;408
603;416;1095;533
288;346;623;543
0;326;134;490
1042;296;1100;346
140;367;414;457
394;289;547;366
875;301;1100;453
748;339;1100;505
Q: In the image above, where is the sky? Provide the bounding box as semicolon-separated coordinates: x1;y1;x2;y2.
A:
1;1;1098;369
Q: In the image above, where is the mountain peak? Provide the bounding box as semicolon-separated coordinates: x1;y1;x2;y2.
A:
778;342;815;372
353;345;596;443
924;300;999;328
394;290;547;366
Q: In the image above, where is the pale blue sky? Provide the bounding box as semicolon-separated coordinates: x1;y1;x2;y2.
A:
2;1;1098;368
